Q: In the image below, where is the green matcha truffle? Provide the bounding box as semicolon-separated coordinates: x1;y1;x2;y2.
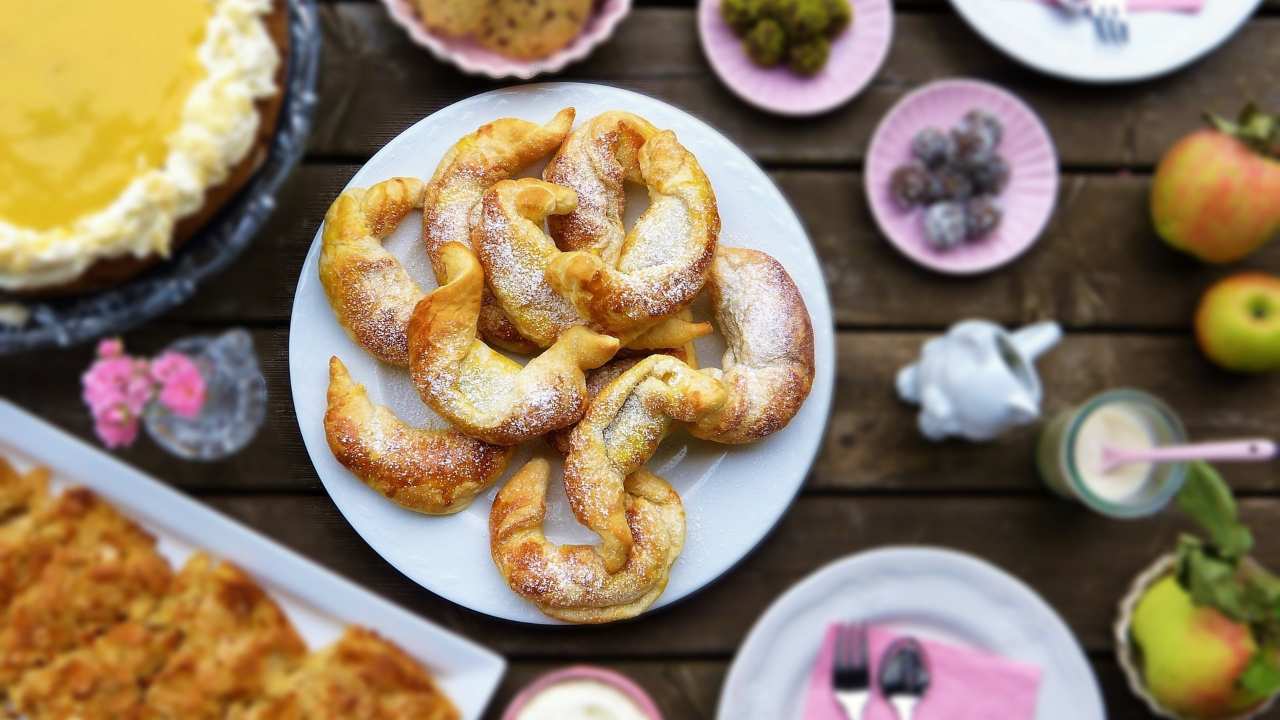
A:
824;0;853;35
722;0;768;34
787;0;832;39
744;18;787;66
788;35;831;75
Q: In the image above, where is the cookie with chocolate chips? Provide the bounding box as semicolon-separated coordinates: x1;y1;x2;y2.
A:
476;0;594;60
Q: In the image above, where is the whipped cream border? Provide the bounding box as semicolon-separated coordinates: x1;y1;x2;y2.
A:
0;0;281;291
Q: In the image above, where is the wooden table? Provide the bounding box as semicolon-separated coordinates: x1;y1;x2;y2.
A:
5;1;1280;716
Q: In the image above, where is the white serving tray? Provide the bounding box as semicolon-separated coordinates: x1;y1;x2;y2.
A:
0;399;505;720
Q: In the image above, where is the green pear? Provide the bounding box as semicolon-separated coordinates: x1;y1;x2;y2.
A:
1132;576;1266;719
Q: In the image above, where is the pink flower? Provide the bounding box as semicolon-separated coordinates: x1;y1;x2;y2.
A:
154;355;206;419
92;405;139;449
96;337;124;359
82;356;140;415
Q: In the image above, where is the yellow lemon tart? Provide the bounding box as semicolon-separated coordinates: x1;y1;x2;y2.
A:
0;0;287;294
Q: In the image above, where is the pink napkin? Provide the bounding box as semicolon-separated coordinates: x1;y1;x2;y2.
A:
802;625;1042;720
1040;0;1205;11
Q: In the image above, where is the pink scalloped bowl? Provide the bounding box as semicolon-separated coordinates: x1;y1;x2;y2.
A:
865;79;1060;275
501;666;664;719
380;0;631;80
698;0;893;116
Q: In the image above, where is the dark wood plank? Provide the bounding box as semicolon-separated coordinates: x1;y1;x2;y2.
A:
168;165;1280;329
190;492;1280;657
6;328;1278;493
490;656;1154;719
309;6;1280;167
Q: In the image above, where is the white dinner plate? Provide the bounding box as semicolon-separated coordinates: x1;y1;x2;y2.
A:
288;82;836;624
949;0;1264;83
0;400;504;720
717;547;1104;720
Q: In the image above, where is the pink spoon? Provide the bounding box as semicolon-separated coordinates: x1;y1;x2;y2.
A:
1101;439;1278;474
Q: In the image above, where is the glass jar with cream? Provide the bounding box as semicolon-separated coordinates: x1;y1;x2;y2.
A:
1036;389;1188;518
504;666;662;720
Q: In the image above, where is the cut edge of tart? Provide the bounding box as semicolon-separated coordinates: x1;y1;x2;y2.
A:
0;0;290;297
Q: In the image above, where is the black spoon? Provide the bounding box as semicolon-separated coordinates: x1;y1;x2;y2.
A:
878;637;931;720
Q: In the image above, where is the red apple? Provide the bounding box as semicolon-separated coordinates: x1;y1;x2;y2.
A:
1195;272;1280;373
1152;106;1280;264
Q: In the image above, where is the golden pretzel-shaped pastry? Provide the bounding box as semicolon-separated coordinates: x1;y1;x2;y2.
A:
319;177;426;367
490;459;685;624
423;108;576;353
324;357;513;514
472;178;712;349
543;111;658;262
408;243;621;445
546;128;721;336
563;354;726;572
691;247;816;444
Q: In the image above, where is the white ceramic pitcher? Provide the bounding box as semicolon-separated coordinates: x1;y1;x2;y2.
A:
897;320;1062;441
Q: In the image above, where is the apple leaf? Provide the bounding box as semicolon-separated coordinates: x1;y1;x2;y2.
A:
1178;536;1251;622
1176;462;1254;561
1206;103;1280;159
1240;653;1280;698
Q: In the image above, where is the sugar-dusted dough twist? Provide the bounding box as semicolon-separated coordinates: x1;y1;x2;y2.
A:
324;357;514;514
545;122;720;337
563;354;726;572
691;247;815;444
423;108;575;353
543;111;658;262
489;459;685;624
319;177;426;367
472;177;712;349
408;243;620;446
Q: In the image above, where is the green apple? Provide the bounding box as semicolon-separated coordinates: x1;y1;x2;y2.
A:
1195;273;1280;373
1132;576;1266;719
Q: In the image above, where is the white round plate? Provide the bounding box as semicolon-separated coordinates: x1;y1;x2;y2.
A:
288;83;835;624
949;0;1264;83
717;547;1104;719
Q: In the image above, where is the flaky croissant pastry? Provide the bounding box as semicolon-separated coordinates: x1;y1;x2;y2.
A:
423;108;575;353
408;243;620;446
490;459;684;624
543;111;658;262
472;178;711;350
325;357;513;514
544;117;720;337
691;247;815;444
563;354;725;572
319;177;426;367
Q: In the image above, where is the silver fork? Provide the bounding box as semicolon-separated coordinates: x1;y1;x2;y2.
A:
1089;0;1130;43
832;622;871;720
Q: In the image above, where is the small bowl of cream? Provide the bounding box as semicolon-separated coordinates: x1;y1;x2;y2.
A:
503;666;663;720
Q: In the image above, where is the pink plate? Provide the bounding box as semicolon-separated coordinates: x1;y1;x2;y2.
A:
380;0;631;80
697;0;893;116
502;666;664;720
865;79;1060;275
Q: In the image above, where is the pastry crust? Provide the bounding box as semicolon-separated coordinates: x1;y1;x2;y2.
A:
319;177;427;367
7;0;291;298
423;108;575;353
473;177;712;349
143;553;308;719
490;459;685;624
691;247;815;444
10;620;183;720
231;627;460;720
0;489;173;687
563;354;725;572
546;129;721;336
325;356;513;514
408;243;620;446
